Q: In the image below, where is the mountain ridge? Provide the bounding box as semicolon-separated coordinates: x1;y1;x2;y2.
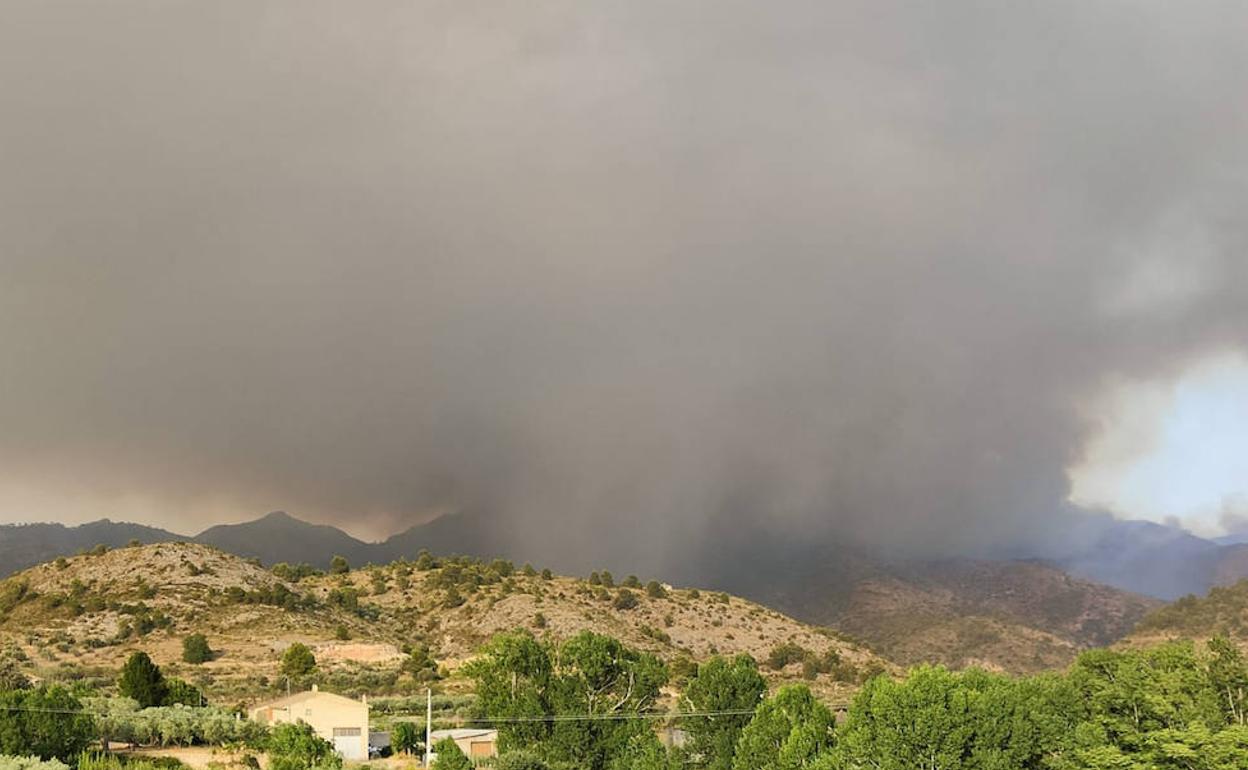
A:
0;511;1172;674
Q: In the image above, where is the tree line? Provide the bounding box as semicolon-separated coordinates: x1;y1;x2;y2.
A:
460;630;1248;770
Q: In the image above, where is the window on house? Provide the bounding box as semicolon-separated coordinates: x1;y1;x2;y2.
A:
333;727;362;736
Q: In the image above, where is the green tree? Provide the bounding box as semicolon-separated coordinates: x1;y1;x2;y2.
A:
117;652;167;708
0;687;94;761
682;655;766;770
329;555;350;574
831;665;1080;770
645;580;668;599
267;721;341;770
391;721;421;756
163;677;203;707
608;732;677;770
280;643;317;678
432;738;472;770
182;633;212;664
732;685;832;770
466;631;667;770
1208;636;1248;726
496;750;551;770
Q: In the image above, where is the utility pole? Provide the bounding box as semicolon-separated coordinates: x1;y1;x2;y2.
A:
424;688;432;767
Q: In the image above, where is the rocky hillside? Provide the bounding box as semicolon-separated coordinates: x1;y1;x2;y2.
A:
741;557;1160;674
0;513;1168;675
0;543;889;704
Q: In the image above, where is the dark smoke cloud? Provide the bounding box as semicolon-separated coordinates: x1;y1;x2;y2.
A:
2;1;1247;574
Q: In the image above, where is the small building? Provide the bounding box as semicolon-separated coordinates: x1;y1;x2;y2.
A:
429;728;498;760
250;684;370;760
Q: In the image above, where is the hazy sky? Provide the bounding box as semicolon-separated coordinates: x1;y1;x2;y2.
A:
2;1;1247;566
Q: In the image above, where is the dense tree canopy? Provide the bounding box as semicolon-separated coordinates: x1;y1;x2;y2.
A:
681;654;766;770
468;632;1248;770
0;687;94;761
466;630;667;770
732;684;833;770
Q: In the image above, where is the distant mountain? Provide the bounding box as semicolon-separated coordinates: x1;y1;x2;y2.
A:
1049;518;1225;600
192;511;375;568
9;509;1248;673
375;511;506;564
0;519;183;575
704;538;1160;674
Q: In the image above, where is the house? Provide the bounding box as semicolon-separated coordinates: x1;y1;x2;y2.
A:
249;684;370;760
428;728;498;760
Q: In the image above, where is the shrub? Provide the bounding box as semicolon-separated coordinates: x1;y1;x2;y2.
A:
329;556;350;575
335;624;350;641
431;738;471;770
163;678;203;707
0;658;31;690
623;575;641;589
391;721;421;756
280;643;316;677
540;568;553;580
182;634;212;664
645;581;667;599
270;563;320;582
613;589;639;611
267;722;341;770
766;643;808;671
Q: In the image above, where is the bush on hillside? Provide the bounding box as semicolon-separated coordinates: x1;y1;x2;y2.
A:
280;643;316;677
181;634;212;664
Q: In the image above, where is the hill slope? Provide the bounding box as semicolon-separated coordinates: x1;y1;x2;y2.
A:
0;543;889;704
0;513;1167;674
1124;579;1248;649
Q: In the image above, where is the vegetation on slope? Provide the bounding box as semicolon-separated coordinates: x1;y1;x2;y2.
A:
0;543;887;704
1133;579;1248;639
